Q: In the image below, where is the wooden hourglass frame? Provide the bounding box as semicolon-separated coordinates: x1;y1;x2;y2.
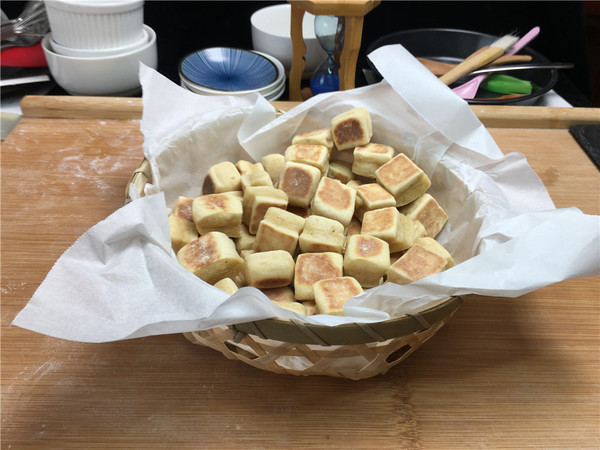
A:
287;0;381;101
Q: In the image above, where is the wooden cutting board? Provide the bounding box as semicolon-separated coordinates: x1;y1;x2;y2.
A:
2;95;599;449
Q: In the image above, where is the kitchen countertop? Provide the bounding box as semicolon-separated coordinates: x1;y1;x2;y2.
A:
1;96;599;448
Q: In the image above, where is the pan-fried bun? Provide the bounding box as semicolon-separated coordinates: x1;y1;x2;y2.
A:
177;231;244;284
331;107;373;151
278;161;322;208
343;234;390;288
386;243;446;285
375;153;431;206
311;177;356;227
202;161;242;194
399;193;448;238
294;252;344;300
169;196;198;252
314;276;363;315
243;250;295;289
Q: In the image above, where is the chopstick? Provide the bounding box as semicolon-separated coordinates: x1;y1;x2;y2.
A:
439;34;519;85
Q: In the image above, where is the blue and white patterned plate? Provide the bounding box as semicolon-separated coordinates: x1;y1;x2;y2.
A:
179;47;278;92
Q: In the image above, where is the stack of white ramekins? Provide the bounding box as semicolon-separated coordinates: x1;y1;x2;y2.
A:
41;0;157;96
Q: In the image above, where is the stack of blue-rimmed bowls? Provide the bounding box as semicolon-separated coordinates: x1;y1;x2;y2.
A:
178;47;286;100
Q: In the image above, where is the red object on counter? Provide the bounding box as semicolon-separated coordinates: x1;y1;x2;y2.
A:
1;42;47;67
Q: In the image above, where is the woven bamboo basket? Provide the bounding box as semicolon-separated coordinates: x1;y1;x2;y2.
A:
126;158;462;380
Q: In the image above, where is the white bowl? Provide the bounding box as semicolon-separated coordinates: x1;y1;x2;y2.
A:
50;27;149;57
250;4;327;76
181;75;285;99
45;0;145;50
42;24;157;96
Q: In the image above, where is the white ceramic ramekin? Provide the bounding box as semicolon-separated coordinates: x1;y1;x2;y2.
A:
42;24;157;96
44;0;145;50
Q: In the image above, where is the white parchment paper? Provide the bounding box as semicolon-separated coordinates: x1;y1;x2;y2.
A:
12;45;600;342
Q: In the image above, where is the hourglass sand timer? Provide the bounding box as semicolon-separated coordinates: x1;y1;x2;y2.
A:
309;15;344;95
288;0;381;101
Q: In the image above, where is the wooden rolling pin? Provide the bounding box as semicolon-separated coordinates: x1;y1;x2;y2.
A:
18;95;600;129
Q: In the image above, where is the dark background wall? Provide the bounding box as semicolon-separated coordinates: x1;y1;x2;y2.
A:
2;1;597;106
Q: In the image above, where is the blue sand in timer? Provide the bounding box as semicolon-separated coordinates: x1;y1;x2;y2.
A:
310;15;345;95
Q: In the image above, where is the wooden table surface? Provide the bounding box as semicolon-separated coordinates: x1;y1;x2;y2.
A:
2;97;599;448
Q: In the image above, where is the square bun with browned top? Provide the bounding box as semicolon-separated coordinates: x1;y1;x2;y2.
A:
399;193;448;238
292;127;334;152
294;252;344;300
202;161;241;194
314;276;363;315
386;243;447;285
375;153;431;206
311;177;356;227
169;196;198;252
192;192;243;238
170;105;456;318
177;231;244;285
278;161;322;208
331;107;373;151
343;234;390;288
243;250;295;289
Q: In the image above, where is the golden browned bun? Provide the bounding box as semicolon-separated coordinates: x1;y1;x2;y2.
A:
311;177;356;227
353;183;396;220
260;153;286;186
234;223;255;253
414;237;454;268
242;250;295;289
242;186;288;234
361;207;425;253
235;160;264;175
352;143;395;178
278;161;322;208
240;169;273;191
294;252;344;300
399;193;448;238
302;300;317;316
213;277;239;295
253;207;306;254
202;161;242;194
375;153;431;206
284;144;330;175
272;301;307;315
177;231;244;284
327;160;354;184
292;127;334;152
343;234;390;288
314;276;363;315
261;286;296;303
298;215;345;254
386;243;447;285
331;107;373;151
192;192;243;238
169;196;198;253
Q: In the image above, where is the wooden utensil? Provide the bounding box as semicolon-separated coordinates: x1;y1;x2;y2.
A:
418;55;533;76
439;34;519;85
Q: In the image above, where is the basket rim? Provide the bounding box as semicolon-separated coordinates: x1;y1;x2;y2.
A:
230;295;462;345
126;157;461;345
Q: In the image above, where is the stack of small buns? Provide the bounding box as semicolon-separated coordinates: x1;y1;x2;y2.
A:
171;107;453;317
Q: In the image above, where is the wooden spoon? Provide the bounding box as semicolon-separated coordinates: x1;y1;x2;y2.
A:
418;55;533;76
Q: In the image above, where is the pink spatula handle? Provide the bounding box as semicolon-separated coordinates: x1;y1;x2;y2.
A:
505;27;540;56
451;26;540;98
